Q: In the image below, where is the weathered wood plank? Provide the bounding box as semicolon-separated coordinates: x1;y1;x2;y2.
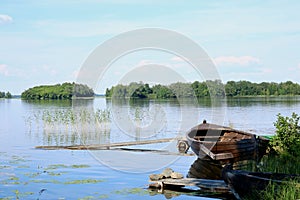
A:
200;145;233;160
36;137;185;150
149;178;230;193
111;148;195;156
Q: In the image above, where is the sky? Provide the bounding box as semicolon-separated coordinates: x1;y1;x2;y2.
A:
0;0;300;94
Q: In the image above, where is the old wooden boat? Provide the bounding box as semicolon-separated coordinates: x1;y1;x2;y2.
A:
222;165;300;199
186;120;262;162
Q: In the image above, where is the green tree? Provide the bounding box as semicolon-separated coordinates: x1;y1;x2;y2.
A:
21;82;94;100
206;80;225;97
5;92;12;98
270;113;300;156
0;92;5;98
105;80;300;99
169;82;194;98
152;84;174;99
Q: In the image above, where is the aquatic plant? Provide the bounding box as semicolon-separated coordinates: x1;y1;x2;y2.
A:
63;179;104;184
44;164;90;170
25;108;111;145
112;188;149;196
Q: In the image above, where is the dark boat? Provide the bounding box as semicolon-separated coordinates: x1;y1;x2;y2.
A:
186;120;262;163
222;165;300;199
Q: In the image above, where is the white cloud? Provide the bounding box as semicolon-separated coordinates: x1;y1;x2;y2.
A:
214;56;260;66
0;64;9;76
261;68;272;73
42;65;57;75
0;64;24;77
0;14;13;24
170;56;185;62
136;60;152;66
288;64;300;72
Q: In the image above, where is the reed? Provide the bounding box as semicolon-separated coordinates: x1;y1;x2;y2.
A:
25;108;111;145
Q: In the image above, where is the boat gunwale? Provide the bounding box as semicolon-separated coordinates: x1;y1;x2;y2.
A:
186;123;257;144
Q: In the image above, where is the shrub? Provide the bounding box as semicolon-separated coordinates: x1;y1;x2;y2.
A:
270;112;300;157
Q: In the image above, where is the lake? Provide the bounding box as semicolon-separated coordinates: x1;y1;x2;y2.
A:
0;97;300;199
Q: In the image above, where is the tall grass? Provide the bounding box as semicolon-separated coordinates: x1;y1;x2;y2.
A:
258;153;300;174
261;180;300;200
246;113;300;199
242;153;300;200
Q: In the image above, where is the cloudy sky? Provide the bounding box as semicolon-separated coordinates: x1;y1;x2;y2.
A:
1;0;300;94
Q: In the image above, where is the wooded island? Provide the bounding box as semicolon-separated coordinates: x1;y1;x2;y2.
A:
105;80;300;99
21;82;94;100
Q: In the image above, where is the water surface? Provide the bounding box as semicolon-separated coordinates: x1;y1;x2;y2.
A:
0;97;299;199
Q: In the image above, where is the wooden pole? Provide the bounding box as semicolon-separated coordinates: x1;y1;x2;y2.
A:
36;137;185;150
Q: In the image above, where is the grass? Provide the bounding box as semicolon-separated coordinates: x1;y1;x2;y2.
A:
248;112;300;200
261;180;300;200
259;153;300;200
258;153;300;174
244;152;300;200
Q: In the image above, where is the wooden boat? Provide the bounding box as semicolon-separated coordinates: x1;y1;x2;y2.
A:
187;157;224;180
222;165;300;199
186;120;263;162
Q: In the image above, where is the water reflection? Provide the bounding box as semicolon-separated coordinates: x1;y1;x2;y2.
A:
25;100;111;146
24;97;300;147
148;188;235;199
226;96;300;107
2;97;300;198
22;99;73;107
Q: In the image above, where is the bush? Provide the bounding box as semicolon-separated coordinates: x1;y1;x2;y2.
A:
270;112;300;157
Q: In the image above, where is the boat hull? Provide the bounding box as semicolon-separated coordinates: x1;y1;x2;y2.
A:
222;165;300;199
186;122;259;162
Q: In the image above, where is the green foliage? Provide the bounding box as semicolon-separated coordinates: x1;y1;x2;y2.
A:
105;80;225;99
5;92;12;98
0;91;5;98
245;179;300;200
259;179;300;200
106;80;300;99
270;113;300;157
21;82;94;100
252;113;300;200
0;91;12;98
259;153;300;174
152;84;174;99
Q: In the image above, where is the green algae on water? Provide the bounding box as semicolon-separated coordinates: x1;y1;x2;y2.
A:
112;188;149;196
64;179;104;184
45;164;90;170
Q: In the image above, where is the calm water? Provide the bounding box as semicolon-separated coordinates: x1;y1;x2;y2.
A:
0;97;300;199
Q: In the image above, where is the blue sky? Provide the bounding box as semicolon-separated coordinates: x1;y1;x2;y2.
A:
0;0;300;94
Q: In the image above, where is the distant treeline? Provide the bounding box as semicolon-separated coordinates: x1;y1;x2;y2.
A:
21;82;94;100
105;80;300;98
0;91;12;98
